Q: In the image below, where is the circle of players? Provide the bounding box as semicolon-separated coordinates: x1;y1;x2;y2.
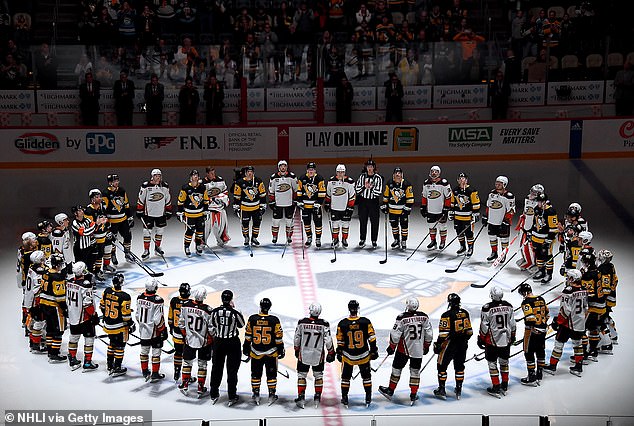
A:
17;161;619;407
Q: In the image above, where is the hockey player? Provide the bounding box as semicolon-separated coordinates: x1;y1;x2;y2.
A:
517;184;544;270
18;231;38;295
102;173;134;265
24;250;47;353
381;167;414;250
100;273;133;376
136;278;168;382
378;297;433;404
530;193;559;283
433;293;473;400
202;166;231;247
243;297;285;405
177;170;210;256
482;176;516;262
35;220;53;259
66;261;99;371
137;168;173;259
354;159;384;248
559;202;589;275
84;189;114;279
269;160;298;244
51;213;73;263
420;165;452;250
450;172;480;257
579;248;603;361
478;286;515;398
325;164;356;248
543;269;588;377
293;302;336;408
597;249;618;352
39;253;68;363
233;166;267;246
169;283;191;381
517;283;548;386
297;162;326;248
70;205;97;276
336;300;378;408
210;289;245;405
178;287;214;397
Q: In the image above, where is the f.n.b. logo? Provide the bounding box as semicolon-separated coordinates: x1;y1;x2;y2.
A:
86;132;116;154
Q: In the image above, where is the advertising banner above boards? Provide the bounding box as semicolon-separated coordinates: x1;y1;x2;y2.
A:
324;87;377;111
3;127;277;164
0;90;36;112
290;121;570;159
266;87;316;111
547;81;605;105
581;118;634;155
377;85;433;110
509;83;546;106
432;85;488;109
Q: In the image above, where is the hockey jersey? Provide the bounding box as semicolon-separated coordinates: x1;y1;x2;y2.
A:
294;316;334;366
582;269;605;315
598;262;618;308
244;313;284;359
39;267;67;311
71;216;96;250
522;196;538;232
555;284;588;332
177;182;209;218
531;202;558;244
269;171;298;208
421;178;452;215
451;185;480;222
485;189;515;226
336;316;377;365
203;175;229;211
23;264;45;309
136;292;166;340
169;296;189;342
437;307;473;342
326;176;355;212
102;185;131;223
137;180;172;218
233;176;267;213
51;227;73;263
178;299;214;348
36;233;52;259
84;202;110;243
297;173;326;210
100;287;132;335
520;295;549;332
388;310;433;359
66;277;96;326
479;300;515;347
383;178;414;215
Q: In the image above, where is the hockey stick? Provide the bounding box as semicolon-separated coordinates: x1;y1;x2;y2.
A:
129;331;175;354
427;224;469;263
511;251;563;292
180;216;222;262
420;353;437;373
510;333;556;359
406;220;439;261
470;251;518;288
445;224;486;273
140;217;168;266
371;353;391;372
239;210;254;258
328;215;337;263
114;239;164;278
379;211;388;264
491;232;521;268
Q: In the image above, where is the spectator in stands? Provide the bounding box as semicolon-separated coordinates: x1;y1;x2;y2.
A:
155;0;177;34
74;53;93;85
614;62;634;116
95;55;114;88
420;53;434;85
175;36;200;77
522;15;539;59
13;11;31;46
168;58;186;82
558;13;574;55
336;74;354;122
178;76;199;125
175;0;196;33
489;69;510;120
113;70;135;126
453;27;484;83
79;71;101;126
510;10;525;58
327;0;346;33
372;0;389;28
203;74;224;125
138;4;158;47
144;73;165;125
216;53;237;89
273;1;294;43
384;72;404;122
293;2;315;45
0;53;26;89
325;44;344;87
398;20;415;46
35;43;58;89
397;47;419;86
258;23;279;83
355;4;372;27
117;1;137;45
94;6;116;45
243;32;260;86
501;48;521;85
234;7;254;43
542;10;560;54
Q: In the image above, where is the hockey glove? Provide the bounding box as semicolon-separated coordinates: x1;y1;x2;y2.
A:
441;207;449;221
370;350;379;360
477;335;486;349
420;205;427;218
559;243;565;253
344;207;354;219
105;231;114;243
324;203;330;213
127;217;134;228
326;351;335;363
176;212;184;222
259;205;266;216
242;342;251;357
204;211;211;221
380;204;387;214
551;319;559;331
297;201;304;210
473;212;480;223
314;203;321;211
136;210;143;219
277;347;286;359
433;342;441;355
385;345;395;355
403;207;411;216
165;210;172;220
268;200;276;210
91;313;100;326
481;216;488;226
447;210;454;221
423;342;430;355
233;204;240;217
560;265;566;276
161;328;168;341
295;348;300;358
127;321;136;334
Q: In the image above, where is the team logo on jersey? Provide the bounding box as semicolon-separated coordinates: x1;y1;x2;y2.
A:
455;194;469;209
276;183;292;193
245;187;258;201
148;192;165;202
525;206;535;214
189;193;203;208
304;183;318;198
390;188;405;203
427;189;441;199
112;196;125;211
489;200;503;209
208;187;222;197
332;187;347;196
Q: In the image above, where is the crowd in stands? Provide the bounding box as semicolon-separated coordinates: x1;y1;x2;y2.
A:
0;0;632;90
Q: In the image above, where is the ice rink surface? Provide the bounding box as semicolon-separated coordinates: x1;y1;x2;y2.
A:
1;158;633;425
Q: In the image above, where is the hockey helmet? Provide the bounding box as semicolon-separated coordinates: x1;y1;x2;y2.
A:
50;253;65;269
37;220;52;232
189;169;200;177
517;283;532;296
578;248;596;271
145;278;159;293
429;165;441;178
192;287;207;302
457;172;468;180
495;176;509;188
89;188;101;199
71;204;85;215
336;164;346;173
309;302;322;317
260;297;272;313
535;192;548;204
393;167;403;175
244;166;255;174
151;168;162;176
578;231;593;245
72;261;88;277
348;299;359;313
21;231;36;242
278;160;288;170
447;293;461;308
221;289;233;304
107;173;120;183
566;269;582;283
30;250;45;265
405;297;419;312
54;213;68;225
112;273;125;289
567;202;582;217
179;282;191;298
597;249;613;265
530;184;545;199
306;162;317;170
490;285;504;301
365;158;377;170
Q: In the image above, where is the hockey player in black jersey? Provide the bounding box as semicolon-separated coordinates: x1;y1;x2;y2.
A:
518;283;549;386
39;253;68;363
233;166;267;246
99;273;133;376
102;173;134;265
169;283;190;381
297;162;326;247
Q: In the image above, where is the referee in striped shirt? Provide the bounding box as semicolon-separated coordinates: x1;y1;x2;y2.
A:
354;159;384;248
209;289;245;404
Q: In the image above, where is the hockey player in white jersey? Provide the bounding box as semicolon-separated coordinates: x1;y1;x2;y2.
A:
325;164;356;248
202;166;231;247
25;250;47;353
516;184;543;270
293;302;335;408
269;160;298;244
378;297;433;404
51;213;73;263
178;287;214;398
482;176;516;262
136;279;168;382
136;169;173;260
478;286;515;398
66;261;99;371
420;165;452;250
